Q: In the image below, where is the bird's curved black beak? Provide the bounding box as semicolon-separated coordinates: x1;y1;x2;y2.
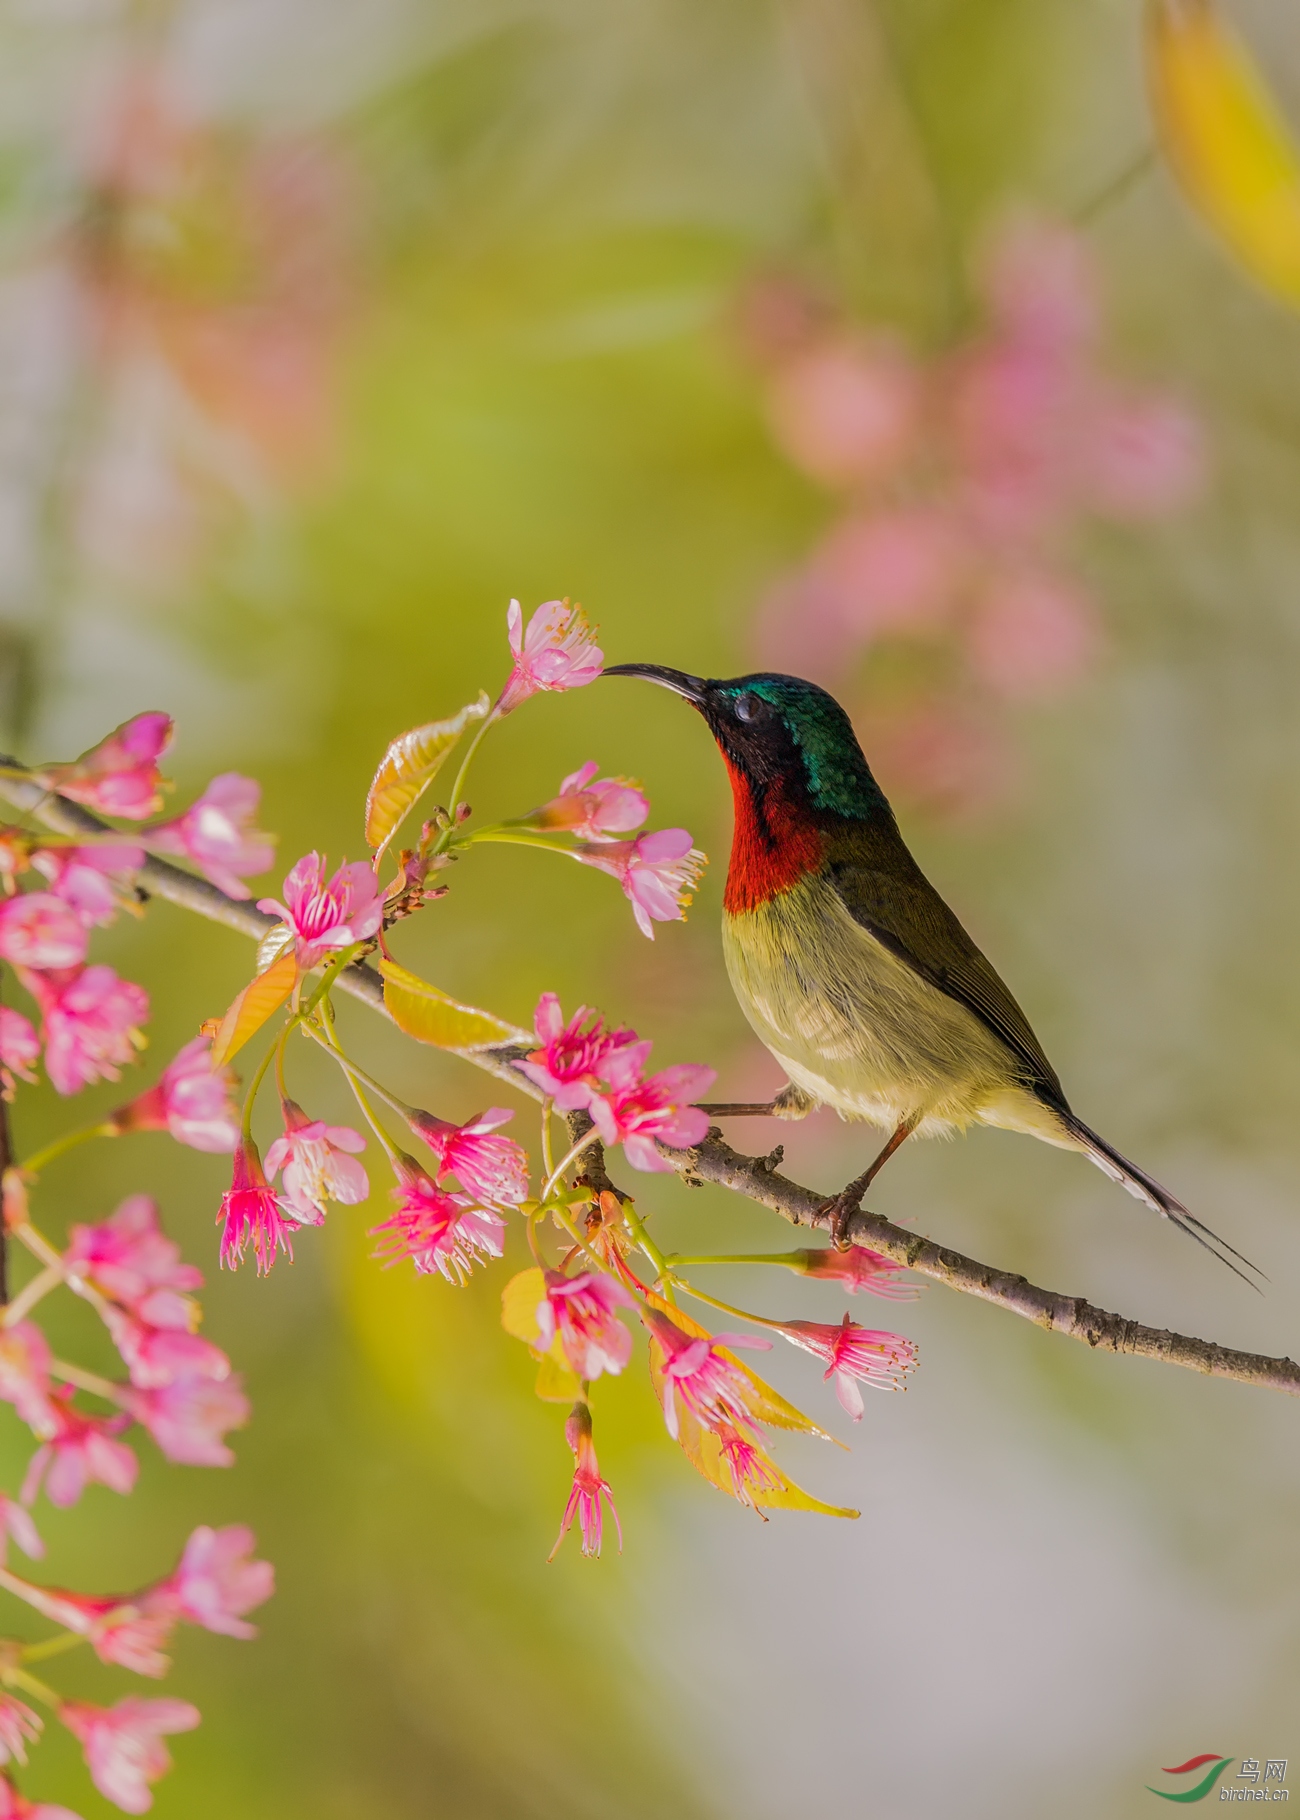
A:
603;663;708;707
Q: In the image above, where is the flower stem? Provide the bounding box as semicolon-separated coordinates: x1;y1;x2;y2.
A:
619;1200;674;1304
306;1009;400;1168
669;1279;786;1333
437;709;499;849
49;1357;127;1405
540;1132;600;1201
21;1630;86;1665
20;1122;116;1179
1;1264;62;1326
540;1099;555;1183
664;1253;805;1270
0;1661;63;1708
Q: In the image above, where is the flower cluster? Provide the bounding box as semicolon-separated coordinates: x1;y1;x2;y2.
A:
747;218;1204;816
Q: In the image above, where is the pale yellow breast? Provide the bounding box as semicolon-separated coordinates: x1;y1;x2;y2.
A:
721;875;1035;1136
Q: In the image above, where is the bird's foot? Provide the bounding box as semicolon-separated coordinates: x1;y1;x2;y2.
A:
818;1183;866;1252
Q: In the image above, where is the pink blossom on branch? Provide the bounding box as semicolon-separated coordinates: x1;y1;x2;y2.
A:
0;1322;56;1435
108;1037;240;1153
533;762;648;842
21;1390;138;1508
573;828;706;939
145;773;275;898
514;993;648;1111
43;712;173;820
30;845;144;927
549;1404;621;1562
0;895;87;971
404;1107;528;1207
643;1308;771;1442
103;1308;229;1392
496;598;603;715
0;1778;79;1820
257;851;383;968
535;1271;636;1380
127;1372;249;1468
60;1697;199;1815
789;1244;918;1301
777;1312;917;1418
370;1160;505;1285
264;1101;367;1226
32;965;149;1096
144;1523;273;1639
0;1494;42;1565
0;1008;39;1089
63;1195;202;1321
0;1695;41;1768
588;1063;715;1173
217;1138;292;1273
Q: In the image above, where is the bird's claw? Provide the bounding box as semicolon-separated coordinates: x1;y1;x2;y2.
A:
818;1186;864;1251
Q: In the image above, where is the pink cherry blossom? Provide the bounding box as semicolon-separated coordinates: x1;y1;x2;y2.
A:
548;1404;621;1561
496;598;603;714
405;1107;528;1206
0;1009;39;1088
713;1421;785;1510
263;1101;368;1225
534;762;649;842
33;965;149;1096
514;993;648;1111
257;851;383;968
64;1195;202;1318
127;1372;249;1467
370;1162;505;1285
964;571;1100;701
30;845;143;927
0;1493;42;1564
44;712;173;820
573;828;705;939
0;1772;80;1820
588;1062;715;1172
0;894;87;970
766;335;920;487
643;1308;771;1442
108;1037;240;1153
103;1308;229;1392
60;1697;199;1815
145;1523;273;1640
1085;393;1204;518
32;1588;171;1678
21;1389;138;1508
535;1271;636;1380
790;1244;918;1301
0;1322;56;1435
217;1138;292;1273
145;773;275;898
777;1312;917;1418
0;1695;41;1768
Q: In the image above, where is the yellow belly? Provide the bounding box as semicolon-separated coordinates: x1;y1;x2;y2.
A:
722;876;1068;1144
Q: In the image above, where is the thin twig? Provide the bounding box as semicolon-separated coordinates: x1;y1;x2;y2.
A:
4;771;1297;1398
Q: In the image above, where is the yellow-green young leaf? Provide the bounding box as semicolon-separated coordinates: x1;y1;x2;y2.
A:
380;958;527;1050
534;1346;581;1403
1148;0;1300;307
208;950;298;1068
501;1268;546;1345
364;693;490;855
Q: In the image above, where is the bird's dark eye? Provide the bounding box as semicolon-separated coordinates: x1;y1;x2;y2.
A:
734;693;757;723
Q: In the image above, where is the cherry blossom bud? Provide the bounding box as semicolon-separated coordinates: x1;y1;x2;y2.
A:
496;598;603;714
107;1037;239;1153
573;828;706;939
217;1138;291;1274
256;851;383;968
43;713;173;821
60;1697;199;1815
0;894;87;970
146;774;275;898
548;1403;621;1562
263;1101;368;1225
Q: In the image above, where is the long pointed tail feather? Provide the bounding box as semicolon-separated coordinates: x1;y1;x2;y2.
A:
1062;1114;1264;1289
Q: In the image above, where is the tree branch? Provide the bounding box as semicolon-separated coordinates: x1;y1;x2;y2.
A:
3;769;1296;1398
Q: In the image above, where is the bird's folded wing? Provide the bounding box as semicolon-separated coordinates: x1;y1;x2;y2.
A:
825;847;1066;1106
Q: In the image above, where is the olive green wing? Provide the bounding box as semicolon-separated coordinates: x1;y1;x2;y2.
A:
824;836;1067;1107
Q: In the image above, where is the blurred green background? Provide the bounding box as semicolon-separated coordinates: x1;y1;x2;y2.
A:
2;1;1300;1815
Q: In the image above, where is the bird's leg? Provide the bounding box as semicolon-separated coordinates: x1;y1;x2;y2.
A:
820;1116;919;1250
696;1082;817;1121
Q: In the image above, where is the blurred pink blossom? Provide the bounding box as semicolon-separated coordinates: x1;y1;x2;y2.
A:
1085;394;1204;517
30;846;143;927
0;1009;39;1089
964;572;1101;700
102;1309;229;1393
257;851;382;968
0;1695;41;1769
0;895;87;971
44;714;173;821
127;1372;248;1468
0;1775;78;1820
535;1271;636;1380
574;827;706;939
0;1494;42;1565
60;1697;199;1816
108;1037;240;1153
549;1405;621;1562
21;1390;137;1508
64;1195;202;1320
535;762;648;842
777;1312;917;1418
766;336;919;487
146;774;274;898
33;965;149;1096
496;599;603;715
264;1101;367;1225
144;1523;273;1640
0;1323;56;1436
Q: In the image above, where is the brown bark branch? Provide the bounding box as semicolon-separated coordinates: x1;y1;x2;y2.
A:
3;769;1296;1398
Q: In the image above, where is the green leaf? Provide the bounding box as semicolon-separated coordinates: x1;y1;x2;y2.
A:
364;694;490;856
380;958;527;1050
209;950;298;1068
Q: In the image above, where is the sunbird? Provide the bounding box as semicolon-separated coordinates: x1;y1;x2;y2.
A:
606;664;1256;1282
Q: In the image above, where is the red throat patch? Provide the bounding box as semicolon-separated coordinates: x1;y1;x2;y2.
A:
722;758;824;915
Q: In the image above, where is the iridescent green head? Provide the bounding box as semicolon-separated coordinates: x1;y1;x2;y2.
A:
604;665;891;822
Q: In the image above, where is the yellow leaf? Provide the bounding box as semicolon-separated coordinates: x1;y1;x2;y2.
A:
1148;0;1300;306
380;958;528;1050
209;950;298;1068
534;1347;581;1403
501;1267;546;1345
364;694;490;856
